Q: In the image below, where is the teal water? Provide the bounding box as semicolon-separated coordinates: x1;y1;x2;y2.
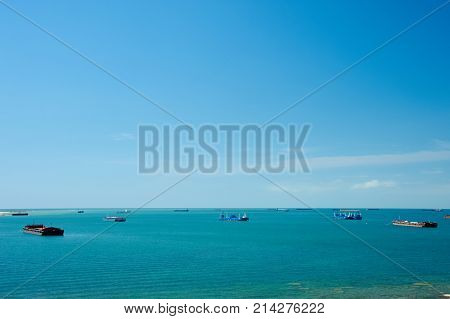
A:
0;209;449;298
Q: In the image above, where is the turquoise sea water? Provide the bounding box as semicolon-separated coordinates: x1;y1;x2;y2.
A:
0;209;449;299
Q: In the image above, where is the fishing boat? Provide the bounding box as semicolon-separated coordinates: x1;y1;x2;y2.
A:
104;216;126;222
392;220;438;228
334;209;362;220
23;224;64;236
219;213;249;222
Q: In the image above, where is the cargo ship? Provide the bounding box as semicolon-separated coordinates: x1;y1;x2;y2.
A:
23;224;64;236
392;220;438;228
219;213;249;222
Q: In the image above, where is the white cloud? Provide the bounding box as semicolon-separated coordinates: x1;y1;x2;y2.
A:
309;150;450;169
112;133;135;141
352;179;396;190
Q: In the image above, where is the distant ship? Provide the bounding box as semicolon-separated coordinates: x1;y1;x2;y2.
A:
334;209;362;220
295;208;312;211
12;212;28;216
173;209;189;212
77;210;84;214
104;216;126;222
116;210;129;214
23;224;64;236
219;213;249;222
392;220;438;228
276;208;289;212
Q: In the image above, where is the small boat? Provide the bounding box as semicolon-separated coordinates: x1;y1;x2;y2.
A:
219;213;249;222
116;210;129;214
12;212;28;216
77;210;84;214
444;215;450;219
334;209;362;220
173;209;189;212
239;213;249;221
104;216;126;222
23;224;64;236
276;208;289;212
392;220;438;228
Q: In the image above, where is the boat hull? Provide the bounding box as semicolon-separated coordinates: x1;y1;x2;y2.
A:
23;227;64;236
392;221;438;228
104;217;126;222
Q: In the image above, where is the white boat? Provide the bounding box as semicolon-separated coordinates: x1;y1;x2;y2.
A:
104;216;126;222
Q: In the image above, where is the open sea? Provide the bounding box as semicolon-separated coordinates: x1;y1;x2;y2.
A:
0;209;449;299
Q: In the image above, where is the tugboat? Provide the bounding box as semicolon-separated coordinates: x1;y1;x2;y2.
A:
392;220;438;228
219;213;249;222
23;224;64;236
104;216;126;222
334;209;362;220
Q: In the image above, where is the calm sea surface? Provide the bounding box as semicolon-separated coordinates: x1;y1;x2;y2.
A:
0;209;449;298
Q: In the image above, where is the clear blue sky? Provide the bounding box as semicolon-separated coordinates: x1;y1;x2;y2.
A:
1;0;449;208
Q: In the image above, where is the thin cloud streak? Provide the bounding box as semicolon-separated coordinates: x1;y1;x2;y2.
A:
309;150;450;169
352;179;396;190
